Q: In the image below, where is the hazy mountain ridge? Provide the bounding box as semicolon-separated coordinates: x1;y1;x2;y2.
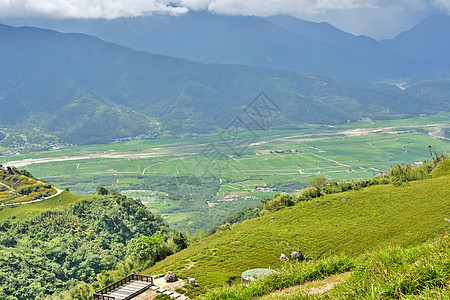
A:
4;12;449;84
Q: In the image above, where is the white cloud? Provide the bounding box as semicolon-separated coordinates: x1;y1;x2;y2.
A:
0;0;188;19
431;0;450;13
0;0;448;19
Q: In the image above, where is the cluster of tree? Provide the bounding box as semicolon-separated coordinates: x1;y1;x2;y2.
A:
47;174;266;231
0;190;174;299
0;166;34;179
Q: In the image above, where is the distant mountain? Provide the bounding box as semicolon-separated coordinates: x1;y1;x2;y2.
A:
382;15;450;82
266;15;412;78
382;15;450;60
0;24;448;146
0;12;421;83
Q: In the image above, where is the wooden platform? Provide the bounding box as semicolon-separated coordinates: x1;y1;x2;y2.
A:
94;274;153;300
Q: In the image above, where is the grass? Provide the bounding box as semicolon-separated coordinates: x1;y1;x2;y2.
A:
196;236;449;299
143;172;450;290
0;191;85;222
198;256;355;299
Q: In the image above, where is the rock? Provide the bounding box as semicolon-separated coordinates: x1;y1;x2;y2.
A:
269;217;275;221
280;253;289;261
340;198;347;203
189;278;196;286
164;271;178;283
291;251;304;261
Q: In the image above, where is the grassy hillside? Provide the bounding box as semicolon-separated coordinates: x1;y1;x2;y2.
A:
198;236;449;299
144;164;450;291
0;191;83;222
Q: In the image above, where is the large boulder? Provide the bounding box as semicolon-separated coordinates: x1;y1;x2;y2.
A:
291;251;304;261
164;271;178;283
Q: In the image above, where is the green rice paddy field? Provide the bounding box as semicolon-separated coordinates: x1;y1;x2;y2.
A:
0;114;448;229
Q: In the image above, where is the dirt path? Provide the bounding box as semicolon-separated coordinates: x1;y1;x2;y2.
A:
133;277;189;300
260;272;352;299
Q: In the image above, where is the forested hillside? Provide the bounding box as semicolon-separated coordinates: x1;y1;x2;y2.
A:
0;189;170;299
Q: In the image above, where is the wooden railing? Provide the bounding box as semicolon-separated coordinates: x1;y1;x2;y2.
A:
93;274;153;300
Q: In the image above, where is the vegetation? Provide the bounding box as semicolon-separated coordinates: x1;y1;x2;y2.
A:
0;189;171;300
262;158;442;213
144;160;449;294
206;206;263;236
0;165;56;205
198;236;449;299
2;116;448;230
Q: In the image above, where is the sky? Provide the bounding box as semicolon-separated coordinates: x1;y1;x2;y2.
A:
0;0;449;39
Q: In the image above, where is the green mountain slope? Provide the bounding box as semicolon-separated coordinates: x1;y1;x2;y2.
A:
145;165;450;290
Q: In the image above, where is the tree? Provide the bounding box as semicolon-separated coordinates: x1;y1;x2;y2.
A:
126;231;168;264
172;231;188;251
309;176;326;190
96;186;109;195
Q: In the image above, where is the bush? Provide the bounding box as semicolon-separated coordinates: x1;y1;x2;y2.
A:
263;194;294;212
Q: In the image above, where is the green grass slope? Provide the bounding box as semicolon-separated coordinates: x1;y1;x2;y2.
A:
199;236;449;299
0;191;84;222
145;169;450;290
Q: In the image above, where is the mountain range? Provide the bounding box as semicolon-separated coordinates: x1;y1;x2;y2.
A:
4;12;450;84
0;14;449;146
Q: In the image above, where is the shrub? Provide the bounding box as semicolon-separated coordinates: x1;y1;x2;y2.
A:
263;194;294;212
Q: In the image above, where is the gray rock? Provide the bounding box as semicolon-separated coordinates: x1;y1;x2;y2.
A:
164;271;178;283
291;251;304;261
340;198;347;202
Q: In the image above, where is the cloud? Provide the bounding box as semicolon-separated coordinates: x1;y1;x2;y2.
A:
431;0;450;13
0;0;188;19
0;0;448;19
